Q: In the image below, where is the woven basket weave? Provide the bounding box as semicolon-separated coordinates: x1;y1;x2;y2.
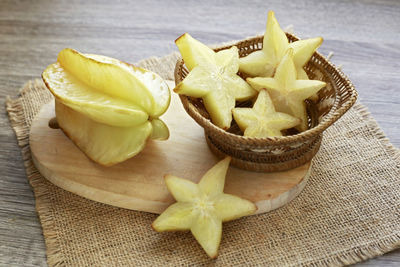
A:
174;33;357;172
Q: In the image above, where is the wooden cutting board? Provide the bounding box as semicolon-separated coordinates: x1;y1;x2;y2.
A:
30;83;312;215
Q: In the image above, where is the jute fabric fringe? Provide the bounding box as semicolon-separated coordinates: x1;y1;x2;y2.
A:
6;51;400;267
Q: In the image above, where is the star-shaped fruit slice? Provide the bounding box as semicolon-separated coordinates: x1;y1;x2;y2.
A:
152;157;257;258
239;11;323;79
232;89;300;137
247;48;326;132
174;34;257;129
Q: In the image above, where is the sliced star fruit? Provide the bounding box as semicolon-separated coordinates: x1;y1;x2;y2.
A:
239;11;323;79
152;157;257;258
175;34;257;129
232;89;300;137
55;100;153;166
247;48;326;132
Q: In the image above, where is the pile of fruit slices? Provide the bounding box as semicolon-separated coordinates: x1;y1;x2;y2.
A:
42;48;171;166
154;11;328;258
174;11;326;137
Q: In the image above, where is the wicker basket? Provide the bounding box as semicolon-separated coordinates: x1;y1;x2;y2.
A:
174;33;357;172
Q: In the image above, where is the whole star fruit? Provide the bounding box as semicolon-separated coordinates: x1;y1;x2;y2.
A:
239;10;323;80
152;157;257;258
246;48;326;132
174;34;257;129
232;89;300;137
42;48;170;166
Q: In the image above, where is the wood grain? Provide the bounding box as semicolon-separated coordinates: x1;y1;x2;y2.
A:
1;0;399;266
30;94;311;215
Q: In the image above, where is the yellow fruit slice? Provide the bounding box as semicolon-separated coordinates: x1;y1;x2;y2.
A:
152;157;257;258
232;89;300;137
55;100;152;166
43;63;149;127
239;50;275;77
150;119;169;140
246;49;326;132
239;11;323;78
57;48;170;118
175;33;216;71
174;37;257;129
290;37;323;77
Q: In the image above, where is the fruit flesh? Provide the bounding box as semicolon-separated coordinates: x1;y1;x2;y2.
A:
55;100;152;166
232;90;300;137
239;11;323;79
175;33;216;71
175;36;256;129
246;49;326;132
152;157;257;258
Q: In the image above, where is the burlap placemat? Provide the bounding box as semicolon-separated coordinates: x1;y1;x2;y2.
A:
6;52;400;267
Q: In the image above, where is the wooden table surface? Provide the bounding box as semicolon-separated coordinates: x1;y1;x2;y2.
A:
1;0;399;266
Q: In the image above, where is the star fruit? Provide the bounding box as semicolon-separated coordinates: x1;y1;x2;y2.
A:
174;33;257;129
152;157;257;258
42;48;170;166
247;48;326;132
232;89;300;137
239;11;323;80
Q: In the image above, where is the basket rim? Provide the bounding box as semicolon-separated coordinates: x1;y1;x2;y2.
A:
174;33;358;146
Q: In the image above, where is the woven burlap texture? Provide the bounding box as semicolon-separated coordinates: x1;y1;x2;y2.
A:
6;52;400;267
